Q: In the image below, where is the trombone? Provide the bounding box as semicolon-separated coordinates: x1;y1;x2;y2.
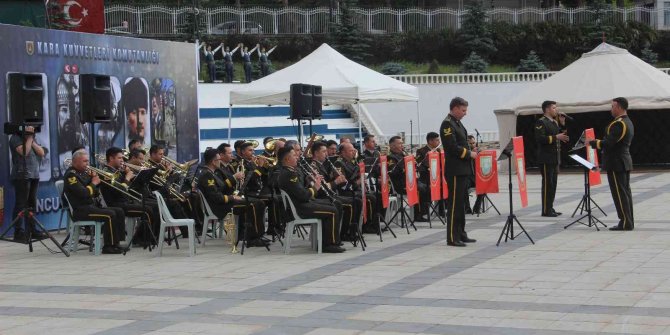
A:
86;164;143;202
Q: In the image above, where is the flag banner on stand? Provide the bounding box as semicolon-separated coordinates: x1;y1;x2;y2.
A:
359;162;367;223
513;136;528;208
475;150;499;195
585;128;602;186
379;155;390;209
404;156;419;206
440;151;448;199
54;0;105;34
428;151;441;201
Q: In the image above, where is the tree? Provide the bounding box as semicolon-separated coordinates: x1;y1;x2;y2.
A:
460;52;488;73
640;45;658;65
330;0;371;64
177;7;207;42
517;50;548;72
458;2;497;60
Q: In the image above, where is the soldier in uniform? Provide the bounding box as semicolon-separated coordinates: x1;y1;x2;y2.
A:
326;140;339;162
101;147;160;245
361;135;380;174
387;136;429;222
146;145;191;236
63;150;125;254
440;97;478;247
215;145;268;246
334;142;380;233
589;97;635;231
415;132;444;217
534;100;569;217
277;146;344;253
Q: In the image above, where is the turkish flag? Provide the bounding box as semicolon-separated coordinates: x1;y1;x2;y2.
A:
440;151;448;199
359;162;367;223
404;156;419;206
585;128;602;186
428;152;441;201
513;136;528;208
56;0;105;34
379;155;390;209
475;150;499;195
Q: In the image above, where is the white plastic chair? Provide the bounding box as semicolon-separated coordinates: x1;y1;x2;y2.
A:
62;192;104;256
154;191;195;256
55;180;72;234
196;190;228;246
280;190;322;254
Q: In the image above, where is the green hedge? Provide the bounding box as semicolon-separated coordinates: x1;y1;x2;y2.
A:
200;21;666;70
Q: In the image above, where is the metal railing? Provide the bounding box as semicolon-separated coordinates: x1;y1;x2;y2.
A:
390;71;557;84
105;5;669;36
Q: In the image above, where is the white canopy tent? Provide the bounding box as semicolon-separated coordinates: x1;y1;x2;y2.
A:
228;43;419;144
494;42;670;151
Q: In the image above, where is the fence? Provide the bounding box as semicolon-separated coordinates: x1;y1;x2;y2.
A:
105;5;668;36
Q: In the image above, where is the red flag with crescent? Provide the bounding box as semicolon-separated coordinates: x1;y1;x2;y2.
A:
379;155;390;208
55;0;106;34
513;136;528;208
404;156;419;206
475;150;499;195
440;151;448;199
428;151;441;201
585;128;602;186
359;162;367;223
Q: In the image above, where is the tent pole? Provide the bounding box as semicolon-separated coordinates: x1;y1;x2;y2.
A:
356;100;362;150
415;101;421;152
227;105;233;144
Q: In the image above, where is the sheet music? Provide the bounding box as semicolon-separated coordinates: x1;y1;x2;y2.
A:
569;154;595;170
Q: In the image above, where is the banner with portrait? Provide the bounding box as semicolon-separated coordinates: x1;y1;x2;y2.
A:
584;128;602;186
475;150;499;195
404;156;419;206
359;161;367;223
379;155;389;209
0;24;199;230
512;136;528;208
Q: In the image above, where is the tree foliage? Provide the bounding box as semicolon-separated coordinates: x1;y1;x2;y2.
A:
517;50;548;72
458;1;497;60
460;52;488;73
329;0;371;64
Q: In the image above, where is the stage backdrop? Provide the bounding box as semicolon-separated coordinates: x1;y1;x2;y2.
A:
0;24;199;230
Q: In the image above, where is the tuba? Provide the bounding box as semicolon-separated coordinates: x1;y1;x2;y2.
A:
222;213;238;253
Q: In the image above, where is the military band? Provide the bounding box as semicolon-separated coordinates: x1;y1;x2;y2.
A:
49;94;637;256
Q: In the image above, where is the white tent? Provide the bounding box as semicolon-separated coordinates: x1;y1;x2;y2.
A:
228;43;419;144
494;42;670;150
230;43;419;105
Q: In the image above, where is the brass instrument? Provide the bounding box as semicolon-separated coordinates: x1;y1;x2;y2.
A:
264;139;278;153
161;155;198;174
85;165;143;202
245;140;259;149
222;212;238;253
253;155;276;167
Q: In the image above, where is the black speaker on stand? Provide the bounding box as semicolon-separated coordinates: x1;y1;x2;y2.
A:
290;83;313;120
79;74;112;123
7;73;44;129
311;85;322;120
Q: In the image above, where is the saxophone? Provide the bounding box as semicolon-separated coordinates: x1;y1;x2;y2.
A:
222;212;238;253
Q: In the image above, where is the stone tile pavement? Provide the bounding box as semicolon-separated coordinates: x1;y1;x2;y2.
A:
1;171;669;335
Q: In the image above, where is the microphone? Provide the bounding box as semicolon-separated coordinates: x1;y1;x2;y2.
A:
559;112;574;121
474;128;480;136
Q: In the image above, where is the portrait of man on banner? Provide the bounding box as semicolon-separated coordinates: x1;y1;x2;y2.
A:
404;155;419;206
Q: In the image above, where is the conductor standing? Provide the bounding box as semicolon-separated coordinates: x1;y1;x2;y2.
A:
534;100;568;217
440;97;477;247
589;97;635;231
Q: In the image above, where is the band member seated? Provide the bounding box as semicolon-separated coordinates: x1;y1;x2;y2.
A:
326;140;339;163
311;141;359;241
334;142;380;233
361;135;380;174
101;147;160;246
63;149;126;254
415;132;445;216
128;139;143;152
261;137;275;158
387;136;430;222
277;146;344;253
210;146;268;247
146;144;191;237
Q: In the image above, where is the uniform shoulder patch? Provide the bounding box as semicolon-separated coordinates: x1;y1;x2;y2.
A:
68;176;78;185
207;179;215;186
443;127;452;136
290;176;298;183
536;125;543;129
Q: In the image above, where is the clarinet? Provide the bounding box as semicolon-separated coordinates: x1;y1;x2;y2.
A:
299;157;336;201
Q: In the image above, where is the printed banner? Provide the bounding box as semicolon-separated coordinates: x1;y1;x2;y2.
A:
440;151;448;199
584;128;602;186
404;156;419;206
475;150;499;195
359;161;367;223
513;136;528;208
428;151;441;201
379;155;389;209
54;0;105;34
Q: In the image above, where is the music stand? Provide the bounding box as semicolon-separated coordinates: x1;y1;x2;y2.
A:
564;154;607;230
496;140;534;246
473;193;500;217
568;132;606;219
127;167;159;251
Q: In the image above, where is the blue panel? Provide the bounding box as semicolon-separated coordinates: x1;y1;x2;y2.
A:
200;125;361;140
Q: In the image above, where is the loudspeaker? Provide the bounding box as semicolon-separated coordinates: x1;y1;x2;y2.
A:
311;85;322;119
290;83;313;120
80;74;112;123
8;73;44;126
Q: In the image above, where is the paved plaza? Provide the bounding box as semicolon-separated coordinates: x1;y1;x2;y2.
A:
0;171;669;335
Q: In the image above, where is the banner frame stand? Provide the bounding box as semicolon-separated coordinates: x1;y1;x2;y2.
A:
496;141;535;247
